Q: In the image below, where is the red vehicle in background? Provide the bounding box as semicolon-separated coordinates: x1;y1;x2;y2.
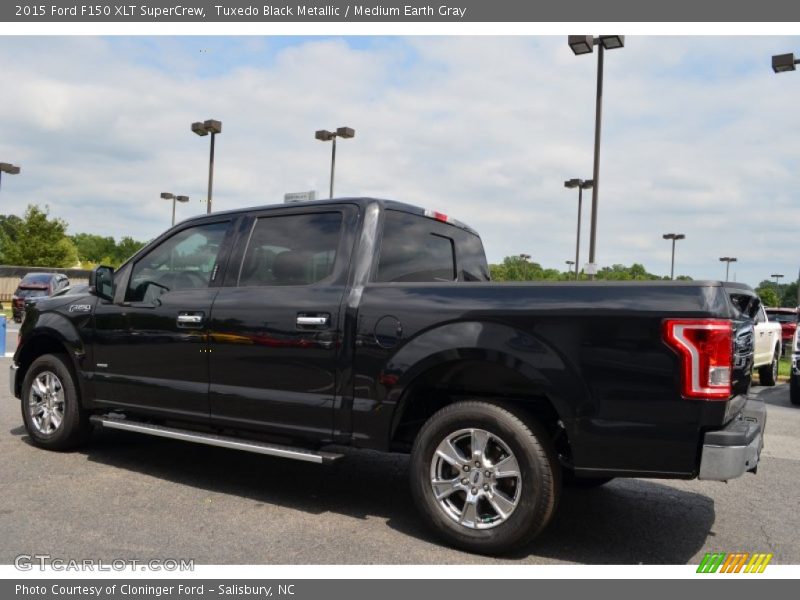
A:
766;307;799;355
11;272;70;322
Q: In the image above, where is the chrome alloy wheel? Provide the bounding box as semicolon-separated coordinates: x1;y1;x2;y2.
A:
28;371;65;435
429;428;522;529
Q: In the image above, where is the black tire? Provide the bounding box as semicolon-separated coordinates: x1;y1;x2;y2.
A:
409;401;560;555
562;468;614;488
758;348;779;387
20;354;90;450
791;376;800;406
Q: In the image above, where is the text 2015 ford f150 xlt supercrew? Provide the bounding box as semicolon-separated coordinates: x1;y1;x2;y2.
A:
10;198;765;554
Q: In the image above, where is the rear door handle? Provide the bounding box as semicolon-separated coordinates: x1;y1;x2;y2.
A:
177;312;205;327
297;314;329;328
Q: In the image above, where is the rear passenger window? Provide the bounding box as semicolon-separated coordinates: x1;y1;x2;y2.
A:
376;211;456;282
238;212;343;287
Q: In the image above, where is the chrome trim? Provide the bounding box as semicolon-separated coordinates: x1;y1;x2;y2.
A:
9;362;19;397
89;416;343;464
297;315;328;326
177;314;203;324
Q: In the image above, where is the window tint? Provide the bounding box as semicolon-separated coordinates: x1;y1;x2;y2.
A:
238;212;343;287
126;221;228;302
376;211;456;283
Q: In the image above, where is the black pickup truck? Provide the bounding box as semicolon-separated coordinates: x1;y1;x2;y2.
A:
10;198;765;554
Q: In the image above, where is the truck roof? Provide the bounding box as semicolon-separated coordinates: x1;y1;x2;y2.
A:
178;197;480;236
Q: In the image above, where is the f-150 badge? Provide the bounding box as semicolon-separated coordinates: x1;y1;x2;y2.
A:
68;304;92;313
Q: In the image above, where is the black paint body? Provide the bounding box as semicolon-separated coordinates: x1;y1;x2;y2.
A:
13;198;756;478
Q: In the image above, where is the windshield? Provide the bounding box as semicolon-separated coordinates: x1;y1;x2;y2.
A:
767;312;797;324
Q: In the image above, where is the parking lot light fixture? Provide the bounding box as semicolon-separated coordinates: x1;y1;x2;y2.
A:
161;192;190;226
316;126;356;199
0;162;21;191
772;53;799;73
565;178;593;281
191;119;222;214
772;273;784;286
662;233;685;280
565;260;575;276
719;257;738;282
567;34;625;279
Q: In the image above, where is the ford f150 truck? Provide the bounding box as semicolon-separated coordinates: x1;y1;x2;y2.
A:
9;198;765;554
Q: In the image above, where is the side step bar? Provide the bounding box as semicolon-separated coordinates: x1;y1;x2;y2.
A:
90;415;344;464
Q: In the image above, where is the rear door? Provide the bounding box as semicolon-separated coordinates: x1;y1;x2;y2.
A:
207;205;358;441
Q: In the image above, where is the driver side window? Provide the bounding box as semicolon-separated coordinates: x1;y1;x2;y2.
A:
125;221;229;303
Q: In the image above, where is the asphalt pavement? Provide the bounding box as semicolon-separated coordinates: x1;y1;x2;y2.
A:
1;357;798;565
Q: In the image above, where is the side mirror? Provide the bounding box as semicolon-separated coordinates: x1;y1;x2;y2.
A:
89;265;115;301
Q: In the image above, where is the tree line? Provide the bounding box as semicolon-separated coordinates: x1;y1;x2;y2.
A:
0;205;146;269
489;255;692;283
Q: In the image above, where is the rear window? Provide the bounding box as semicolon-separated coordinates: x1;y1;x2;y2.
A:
15;288;48;298
376;211;456;283
767;312;797;323
20;274;52;285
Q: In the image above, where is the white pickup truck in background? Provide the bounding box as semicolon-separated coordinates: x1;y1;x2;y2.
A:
753;303;782;386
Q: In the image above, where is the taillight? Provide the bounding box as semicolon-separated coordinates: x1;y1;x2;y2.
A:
663;319;733;400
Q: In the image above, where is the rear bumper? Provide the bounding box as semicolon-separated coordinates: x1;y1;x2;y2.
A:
698;398;765;481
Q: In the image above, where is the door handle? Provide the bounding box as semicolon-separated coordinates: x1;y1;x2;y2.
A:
177;313;204;326
296;314;329;327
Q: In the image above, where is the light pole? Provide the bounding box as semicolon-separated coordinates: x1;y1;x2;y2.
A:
568;35;625;279
565;260;575;276
160;192;190;226
518;253;531;262
772;273;784;286
662;233;685;280
191;119;222;214
564;178;593;280
719;257;737;282
315;126;355;199
0;162;21;191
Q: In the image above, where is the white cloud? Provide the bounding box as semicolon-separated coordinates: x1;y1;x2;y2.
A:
0;35;799;286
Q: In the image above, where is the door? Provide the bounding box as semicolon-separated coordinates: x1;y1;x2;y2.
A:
208;206;356;441
92;220;233;420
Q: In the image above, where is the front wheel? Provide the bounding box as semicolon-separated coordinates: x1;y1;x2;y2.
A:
791;376;800;406
409;401;560;555
20;354;90;450
758;349;779;387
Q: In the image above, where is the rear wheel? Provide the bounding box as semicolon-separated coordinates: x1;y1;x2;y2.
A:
20;354;90;450
410;401;560;555
758;348;779;387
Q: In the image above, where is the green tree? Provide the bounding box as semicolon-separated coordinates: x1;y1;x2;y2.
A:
113;236;146;265
72;233;117;264
756;287;780;308
0;205;78;267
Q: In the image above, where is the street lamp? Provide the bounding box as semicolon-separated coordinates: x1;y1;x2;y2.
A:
772;273;784;286
662;233;685;280
772;52;800;73
0;162;21;191
315;126;355;199
565;260;575;276
518;253;531;262
161;192;190;226
568;35;625;279
564;178;594;280
191;119;222;214
719;257;738;282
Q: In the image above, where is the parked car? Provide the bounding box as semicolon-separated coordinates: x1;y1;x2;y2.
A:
9;198;765;555
765;307;798;356
791;326;799;405
11;272;70;322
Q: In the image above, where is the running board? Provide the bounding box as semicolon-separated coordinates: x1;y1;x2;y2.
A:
89;416;344;464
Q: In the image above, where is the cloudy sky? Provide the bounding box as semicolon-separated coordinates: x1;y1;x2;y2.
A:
1;35;799;286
